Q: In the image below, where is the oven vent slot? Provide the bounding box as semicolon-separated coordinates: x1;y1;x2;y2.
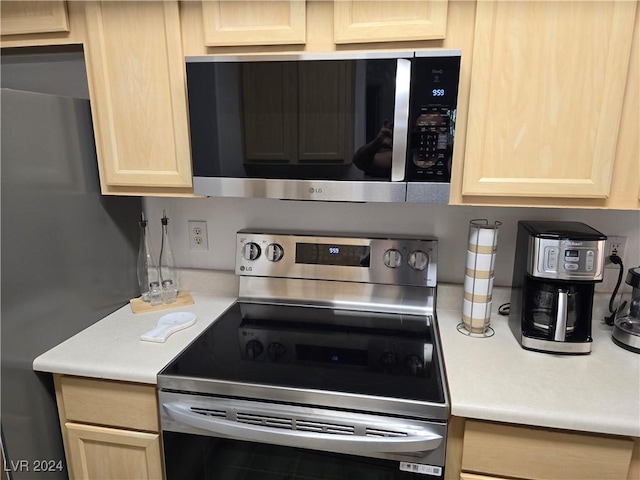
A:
365;428;408;438
190;407;226;418
237;412;293;430
296;420;355;435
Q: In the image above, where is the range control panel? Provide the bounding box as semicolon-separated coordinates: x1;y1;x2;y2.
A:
236;230;438;287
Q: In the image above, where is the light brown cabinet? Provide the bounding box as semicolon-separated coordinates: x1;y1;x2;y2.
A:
0;0;85;48
334;0;448;44
66;424;162;480
201;0;306;47
0;1;69;36
54;375;163;480
1;1;194;197
83;1;193;196
445;417;639;480
456;0;639;208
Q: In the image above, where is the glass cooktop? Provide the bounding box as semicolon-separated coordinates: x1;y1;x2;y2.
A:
160;302;445;405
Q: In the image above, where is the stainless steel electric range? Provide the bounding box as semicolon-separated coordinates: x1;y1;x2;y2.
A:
158;230;449;479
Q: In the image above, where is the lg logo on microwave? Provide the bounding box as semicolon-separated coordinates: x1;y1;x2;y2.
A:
309;187;323;194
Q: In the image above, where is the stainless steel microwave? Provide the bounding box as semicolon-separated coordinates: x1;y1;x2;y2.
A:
186;50;461;203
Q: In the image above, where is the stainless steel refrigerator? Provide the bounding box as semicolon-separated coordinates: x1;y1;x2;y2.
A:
1;88;142;479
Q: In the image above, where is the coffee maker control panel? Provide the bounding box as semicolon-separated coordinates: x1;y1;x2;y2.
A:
530;238;605;281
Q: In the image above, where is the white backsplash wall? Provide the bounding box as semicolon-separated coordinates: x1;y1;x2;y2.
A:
144;196;639;292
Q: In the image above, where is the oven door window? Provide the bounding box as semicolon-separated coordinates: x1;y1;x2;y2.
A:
163;432;442;480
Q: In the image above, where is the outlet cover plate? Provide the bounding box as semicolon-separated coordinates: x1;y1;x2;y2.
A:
188;220;208;251
604;236;626;268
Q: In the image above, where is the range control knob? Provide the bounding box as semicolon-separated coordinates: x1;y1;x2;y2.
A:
242;242;262;261
383;249;402;268
266;243;285;262
245;340;264;360
408;250;429;271
267;342;286;361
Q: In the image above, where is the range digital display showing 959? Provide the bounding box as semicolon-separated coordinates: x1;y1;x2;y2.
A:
296;243;371;267
432;88;445;97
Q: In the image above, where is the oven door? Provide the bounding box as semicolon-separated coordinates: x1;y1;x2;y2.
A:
160;391;448;479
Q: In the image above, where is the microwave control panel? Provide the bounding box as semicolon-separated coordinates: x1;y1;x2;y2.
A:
406;55;461;183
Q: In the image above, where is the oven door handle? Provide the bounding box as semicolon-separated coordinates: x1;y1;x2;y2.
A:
163;403;443;454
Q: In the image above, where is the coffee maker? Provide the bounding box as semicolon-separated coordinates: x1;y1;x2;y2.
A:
509;221;606;354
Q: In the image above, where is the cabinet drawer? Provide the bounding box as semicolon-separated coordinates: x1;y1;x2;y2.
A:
462;420;633;480
59;376;159;432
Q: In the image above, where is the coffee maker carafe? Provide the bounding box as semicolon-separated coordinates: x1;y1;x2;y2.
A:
509;221;606;354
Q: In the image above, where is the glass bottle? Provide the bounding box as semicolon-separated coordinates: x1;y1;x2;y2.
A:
136;213;158;302
159;210;179;294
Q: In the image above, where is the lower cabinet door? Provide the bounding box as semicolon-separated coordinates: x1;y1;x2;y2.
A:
66;422;162;480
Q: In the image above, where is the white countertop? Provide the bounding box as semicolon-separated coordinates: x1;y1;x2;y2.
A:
33;293;237;384
34;277;640;438
437;307;640;437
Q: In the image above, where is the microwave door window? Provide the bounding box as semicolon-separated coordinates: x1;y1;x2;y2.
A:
240;60;362;180
187;62;246;178
188;59;400;182
351;58;398;179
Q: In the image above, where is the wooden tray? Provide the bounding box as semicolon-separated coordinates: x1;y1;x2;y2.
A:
129;291;194;314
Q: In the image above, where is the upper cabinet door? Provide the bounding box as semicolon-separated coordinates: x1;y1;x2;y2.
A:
462;1;637;199
0;1;69;36
334;0;448;44
201;0;306;46
84;1;192;192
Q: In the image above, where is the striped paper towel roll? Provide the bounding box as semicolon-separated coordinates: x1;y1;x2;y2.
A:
461;219;501;334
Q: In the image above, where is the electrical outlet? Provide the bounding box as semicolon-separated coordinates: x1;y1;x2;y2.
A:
604;235;626;268
188;220;208;251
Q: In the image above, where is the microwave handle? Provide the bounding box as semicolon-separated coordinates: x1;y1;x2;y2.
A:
163;402;442;454
391;58;411;182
